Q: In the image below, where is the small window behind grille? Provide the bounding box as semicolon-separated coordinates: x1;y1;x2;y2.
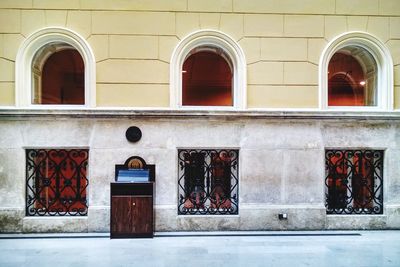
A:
26;149;88;216
325;149;383;215
178;149;239;215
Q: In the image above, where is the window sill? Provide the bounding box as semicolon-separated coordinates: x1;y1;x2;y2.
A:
18;104;90;109
177;214;240;218
322;106;391;112
23;216;88;219
327;214;387;217
0;108;400;120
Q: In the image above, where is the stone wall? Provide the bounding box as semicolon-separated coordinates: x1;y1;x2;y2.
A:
0;111;399;232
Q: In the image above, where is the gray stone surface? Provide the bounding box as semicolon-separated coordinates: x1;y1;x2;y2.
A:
283;149;324;204
21;119;94;147
22;217;88;233
174;119;244;148
154;205;179;231
155;204;327;231
386;149;400;203
0;115;399;232
88;206;109;232
326;215;387;230
241;121;322;149
393;123;400;149
91;120;144;149
177;216;240;231
386;205;400;229
238;207;282;230
0;122;24;149
0;149;25;207
1;231;400;267
0;208;23;233
321;121;395;148
240;149;284;204
286;206;326;230
238;205;325;230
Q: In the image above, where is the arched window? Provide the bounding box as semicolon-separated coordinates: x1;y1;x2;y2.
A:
182;47;233;106
16;27;96;107
319;32;393;110
32;43;84;105
170;30;246;109
328;49;377;106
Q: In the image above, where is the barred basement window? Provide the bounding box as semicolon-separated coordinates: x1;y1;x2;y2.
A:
26;149;89;216
325;149;383;215
178;149;239;215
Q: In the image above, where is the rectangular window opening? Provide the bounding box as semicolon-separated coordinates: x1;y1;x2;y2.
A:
325;149;383;215
26;149;89;216
178;149;239;215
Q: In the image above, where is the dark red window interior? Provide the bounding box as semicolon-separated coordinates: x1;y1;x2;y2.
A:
26;149;88;216
325;150;383;214
182;51;232;106
327;153;374;210
328;53;366;106
183;152;232;210
177;149;239;215
41;49;84;104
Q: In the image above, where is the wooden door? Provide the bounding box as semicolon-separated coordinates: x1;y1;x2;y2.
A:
111;196;132;234
131;196;153;234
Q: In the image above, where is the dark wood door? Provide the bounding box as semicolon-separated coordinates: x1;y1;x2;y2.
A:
131;196;153;234
111;196;132;234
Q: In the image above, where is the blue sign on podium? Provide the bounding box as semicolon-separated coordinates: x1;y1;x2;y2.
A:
116;169;150;182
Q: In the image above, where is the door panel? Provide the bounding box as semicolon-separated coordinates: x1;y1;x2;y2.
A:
131;197;153;234
111;196;132;234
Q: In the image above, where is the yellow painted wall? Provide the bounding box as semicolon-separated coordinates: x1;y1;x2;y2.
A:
0;0;399;108
0;82;14;106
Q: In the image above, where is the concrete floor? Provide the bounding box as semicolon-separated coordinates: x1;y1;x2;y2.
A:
0;231;399;267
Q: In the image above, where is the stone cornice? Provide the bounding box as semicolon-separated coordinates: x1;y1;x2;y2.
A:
1;108;400;121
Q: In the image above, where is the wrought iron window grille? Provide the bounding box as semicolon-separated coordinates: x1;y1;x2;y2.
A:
26;149;89;216
325;149;383;215
178;149;239;215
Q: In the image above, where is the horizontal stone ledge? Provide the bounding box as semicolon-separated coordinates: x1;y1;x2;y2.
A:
0;108;400;120
327;215;388;218
77;204;326;210
22;217;88;221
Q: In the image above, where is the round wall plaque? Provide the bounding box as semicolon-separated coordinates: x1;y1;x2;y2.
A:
125;126;142;143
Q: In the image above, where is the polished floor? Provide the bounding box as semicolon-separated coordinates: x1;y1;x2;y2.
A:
0;231;399;267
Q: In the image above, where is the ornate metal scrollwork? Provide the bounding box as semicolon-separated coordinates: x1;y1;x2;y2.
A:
178;149;239;215
325;149;383;215
26;149;89;216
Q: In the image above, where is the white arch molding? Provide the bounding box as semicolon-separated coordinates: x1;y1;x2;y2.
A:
319;31;393;111
170;30;247;109
16;27;96;108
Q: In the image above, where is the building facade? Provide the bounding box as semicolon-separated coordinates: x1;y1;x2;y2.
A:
0;0;400;232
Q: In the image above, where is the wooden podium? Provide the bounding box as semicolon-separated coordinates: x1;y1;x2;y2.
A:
110;156;155;238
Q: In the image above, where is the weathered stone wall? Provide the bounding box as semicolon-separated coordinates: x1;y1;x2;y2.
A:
0;111;399;232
